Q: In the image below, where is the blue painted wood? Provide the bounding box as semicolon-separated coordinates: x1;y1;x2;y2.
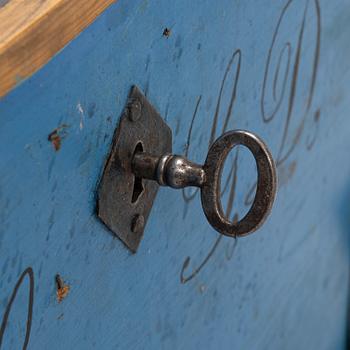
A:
0;0;349;349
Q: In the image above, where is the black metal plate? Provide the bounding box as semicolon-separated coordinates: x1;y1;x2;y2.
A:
97;86;172;252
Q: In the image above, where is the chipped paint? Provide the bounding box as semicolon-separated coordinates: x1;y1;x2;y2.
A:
77;102;84;130
48;124;69;151
55;274;70;303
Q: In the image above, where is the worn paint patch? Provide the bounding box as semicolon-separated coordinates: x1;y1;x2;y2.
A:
278;161;297;187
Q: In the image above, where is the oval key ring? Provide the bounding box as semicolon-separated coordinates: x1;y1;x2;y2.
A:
201;130;277;237
132;129;277;238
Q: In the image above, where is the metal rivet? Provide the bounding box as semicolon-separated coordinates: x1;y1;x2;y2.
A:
131;214;144;234
128;99;142;122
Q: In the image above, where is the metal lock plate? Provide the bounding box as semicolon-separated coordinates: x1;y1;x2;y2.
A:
97;86;172;252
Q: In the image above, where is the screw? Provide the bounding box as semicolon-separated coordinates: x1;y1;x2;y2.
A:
131;214;144;234
128;99;142;122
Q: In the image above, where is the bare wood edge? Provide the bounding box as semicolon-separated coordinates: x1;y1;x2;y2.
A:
0;0;117;99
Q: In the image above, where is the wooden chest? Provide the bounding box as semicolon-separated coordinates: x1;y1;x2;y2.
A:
0;0;349;349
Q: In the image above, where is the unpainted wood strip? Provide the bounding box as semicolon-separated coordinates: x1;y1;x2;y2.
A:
0;0;116;98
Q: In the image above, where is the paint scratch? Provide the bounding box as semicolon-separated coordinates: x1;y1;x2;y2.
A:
77;103;84;130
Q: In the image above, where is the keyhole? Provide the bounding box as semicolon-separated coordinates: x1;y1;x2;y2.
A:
131;142;144;203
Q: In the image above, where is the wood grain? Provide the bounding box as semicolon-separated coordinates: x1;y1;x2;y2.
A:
0;0;116;98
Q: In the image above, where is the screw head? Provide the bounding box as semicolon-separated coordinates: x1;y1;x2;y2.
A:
128;99;142;122
131;214;144;234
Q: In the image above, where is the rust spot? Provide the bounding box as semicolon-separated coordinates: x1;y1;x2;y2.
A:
48;131;61;151
55;274;70;303
163;27;171;38
48;124;69;151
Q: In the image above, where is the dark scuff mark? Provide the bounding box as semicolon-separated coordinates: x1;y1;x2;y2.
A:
48;124;69;151
88;102;96;118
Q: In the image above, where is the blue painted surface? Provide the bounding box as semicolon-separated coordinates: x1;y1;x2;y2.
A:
0;0;349;349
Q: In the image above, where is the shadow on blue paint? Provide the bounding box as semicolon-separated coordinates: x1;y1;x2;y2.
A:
338;183;350;349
